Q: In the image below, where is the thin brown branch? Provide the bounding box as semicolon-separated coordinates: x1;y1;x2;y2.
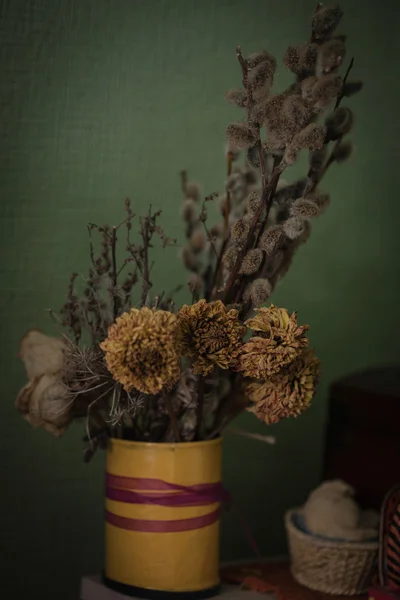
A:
195;376;205;440
335;57;354;109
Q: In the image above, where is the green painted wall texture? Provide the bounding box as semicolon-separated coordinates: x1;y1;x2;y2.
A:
1;0;399;597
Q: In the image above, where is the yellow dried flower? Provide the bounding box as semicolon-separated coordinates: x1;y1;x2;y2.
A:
100;307;181;395
237;305;309;379
177;300;245;376
245;348;320;424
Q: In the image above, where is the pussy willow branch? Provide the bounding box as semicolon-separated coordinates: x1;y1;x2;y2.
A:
164;394;181;442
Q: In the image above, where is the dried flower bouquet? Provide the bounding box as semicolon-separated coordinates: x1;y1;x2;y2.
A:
16;4;361;461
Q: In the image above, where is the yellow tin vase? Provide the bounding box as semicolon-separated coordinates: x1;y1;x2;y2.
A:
104;436;223;599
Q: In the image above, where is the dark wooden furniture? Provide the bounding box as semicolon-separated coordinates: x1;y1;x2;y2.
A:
323;364;400;511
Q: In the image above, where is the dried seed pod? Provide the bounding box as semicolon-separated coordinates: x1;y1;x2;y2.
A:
283;217;307;240
231;218;250;245
326;107;354;140
331;140;353;163
239;248;264;276
290;198;321;219
225;88;247;108
312;4;343;41
226;123;258;149
259;225;284;253
180;199;197;223
248;278;272;308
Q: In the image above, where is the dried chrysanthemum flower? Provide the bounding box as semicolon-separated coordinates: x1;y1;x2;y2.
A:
225;88;247;107
317;38;346;74
311;4;343;41
237;305;309;379
245;348;320;424
290;198;321;219
326;107;354;140
181;198;197;223
226;123;258;149
239;248;264;276
177;300;245;376
246;278;272;308
283;217;307;240
259;225;284;253
100;307;181;395
231;217;250;246
331;140;353;163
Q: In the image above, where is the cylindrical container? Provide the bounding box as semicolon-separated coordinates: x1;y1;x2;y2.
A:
104;437;223;599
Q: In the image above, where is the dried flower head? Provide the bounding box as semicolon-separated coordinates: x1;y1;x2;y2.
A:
326;107;354;140
100;307;181;395
225;88;247;107
239;248;264;276
283;217;307;240
226;123;258;149
245;348;320;424
311;4;343;42
237;305;309;379
259;225;284;254
290;198;321;219
177;300;245;376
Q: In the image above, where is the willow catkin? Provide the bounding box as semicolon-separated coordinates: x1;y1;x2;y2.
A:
226;123;258;149
246;50;276;71
331;140;353;163
290;198;321;219
293;123;326;151
246;191;262;215
181;246;200;271
239;248;264;276
259;225;284;253
225;88;247;108
309;74;342;111
311;4;343;41
180;199;197;223
283;217;307;240
248;278;272;307
185;182;201;202
190;229;206;253
222;245;239;270
188;273;202;293
326;107;354;140
231;218;250;246
342;81;363;97
317;38;346;74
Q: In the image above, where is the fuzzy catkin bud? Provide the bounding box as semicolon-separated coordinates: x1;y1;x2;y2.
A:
210;223;224;239
290;198;321;219
317;38;346;74
182;246;200;272
185;182;200;202
190;229;206;252
310;75;342;111
226;123;258;149
239;248;263;276
312;4;343;41
342;81;363;97
331;140;353;163
246;191;262;215
246;50;277;71
188;273;202;293
247;145;261;168
223;246;239;270
309;147;328;172
283;217;307;240
248;278;272;308
293;124;326;151
231;218;250;245
310;193;331;213
326;107;354;140
181;199;197;223
225;88;247;108
259;225;284;253
248;60;275;90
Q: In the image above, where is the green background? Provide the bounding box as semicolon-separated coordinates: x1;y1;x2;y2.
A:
1;0;399;597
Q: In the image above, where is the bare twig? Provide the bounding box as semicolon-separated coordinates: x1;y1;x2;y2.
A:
195;376;205;440
164;395;181;442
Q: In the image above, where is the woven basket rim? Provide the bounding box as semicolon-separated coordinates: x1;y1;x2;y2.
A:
285;508;379;550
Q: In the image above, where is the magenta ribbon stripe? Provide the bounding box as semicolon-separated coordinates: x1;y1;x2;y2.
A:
105;473;229;533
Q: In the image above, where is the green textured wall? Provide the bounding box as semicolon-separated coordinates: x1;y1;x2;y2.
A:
1;0;399;598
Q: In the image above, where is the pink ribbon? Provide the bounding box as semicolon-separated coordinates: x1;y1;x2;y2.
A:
105;473;229;533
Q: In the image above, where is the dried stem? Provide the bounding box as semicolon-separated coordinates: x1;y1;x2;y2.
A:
111;226;118;319
335;57;354;109
195;376;205;440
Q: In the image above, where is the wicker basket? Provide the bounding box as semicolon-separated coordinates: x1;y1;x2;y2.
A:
285;508;378;595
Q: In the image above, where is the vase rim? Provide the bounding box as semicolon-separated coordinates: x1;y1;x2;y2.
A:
108;436;222;450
